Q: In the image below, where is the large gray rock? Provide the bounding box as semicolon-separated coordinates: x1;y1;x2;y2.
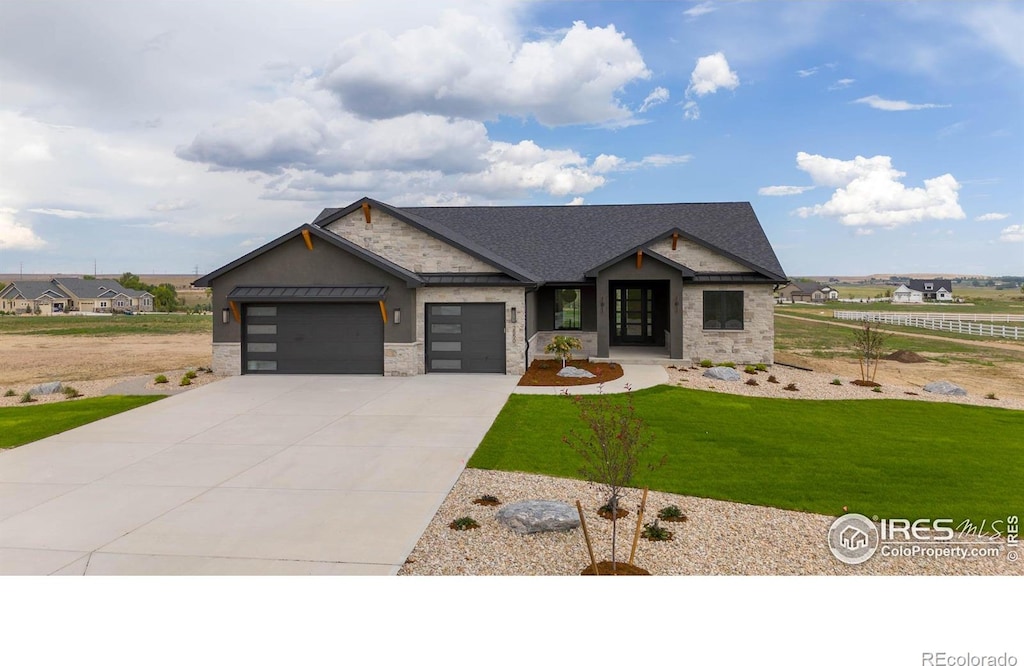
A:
557;366;596;379
496;500;580;534
28;381;63;396
702;367;742;381
923;380;967;396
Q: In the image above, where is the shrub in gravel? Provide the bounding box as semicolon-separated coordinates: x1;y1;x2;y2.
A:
784;382;798;392
986;393;998;400
449;516;480;531
831;378;842;386
641;520;673;542
472;494;501;506
62;386;82;399
179;376;192;386
154;374;168;384
19;392;36;404
755;363;767;372
767;375;779;384
3;389;16;397
872;387;882;393
699;359;713;368
744;365;758;374
657;505;688;522
745;378;758;386
184;370;198;380
715;361;736;368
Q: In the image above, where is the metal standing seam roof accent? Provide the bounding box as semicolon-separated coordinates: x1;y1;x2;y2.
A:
227;286;389;301
689;272;781;283
419;273;529;286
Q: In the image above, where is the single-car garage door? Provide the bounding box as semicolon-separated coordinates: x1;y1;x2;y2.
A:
425;302;505;373
243;303;383;374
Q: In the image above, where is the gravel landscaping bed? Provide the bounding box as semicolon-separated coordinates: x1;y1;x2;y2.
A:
400;469;1021;576
0;369;223;407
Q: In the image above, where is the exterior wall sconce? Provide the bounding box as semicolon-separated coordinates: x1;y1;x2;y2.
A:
221;308;230;324
673;296;680;313
393;308;401;325
600;295;605;313
510;307;517;323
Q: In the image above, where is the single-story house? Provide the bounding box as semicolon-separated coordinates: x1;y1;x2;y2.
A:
0;278;154;314
891;279;953;304
820;285;840;300
779;280;828;303
195;198;787;376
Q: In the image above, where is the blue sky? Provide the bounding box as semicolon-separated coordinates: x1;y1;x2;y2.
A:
1;0;1021;278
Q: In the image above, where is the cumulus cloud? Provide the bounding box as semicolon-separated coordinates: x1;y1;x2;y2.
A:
854;95;950;111
320;15;650;126
639;87;670;112
794;151;965;228
682;101;700;121
758;185;814;196
687;52;739;96
1000;224;1024;242
829;78;855;90
0;208;46;249
567;197;585;206
683;2;716;19
975;212;1009;221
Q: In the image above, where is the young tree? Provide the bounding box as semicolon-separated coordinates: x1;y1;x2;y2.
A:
544;335;583;368
152;283;180;312
563;386;663;571
852;321;889;382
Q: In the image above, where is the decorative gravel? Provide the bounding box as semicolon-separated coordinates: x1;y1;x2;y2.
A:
0;369;222;408
400;469;1021;576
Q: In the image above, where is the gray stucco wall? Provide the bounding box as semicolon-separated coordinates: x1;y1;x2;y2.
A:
595;255;683;357
209;234;416;345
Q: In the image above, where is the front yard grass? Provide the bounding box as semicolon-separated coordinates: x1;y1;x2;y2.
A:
0;396;165;449
469;386;1023;527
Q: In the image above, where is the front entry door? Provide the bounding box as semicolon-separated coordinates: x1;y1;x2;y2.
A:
612;285;655;345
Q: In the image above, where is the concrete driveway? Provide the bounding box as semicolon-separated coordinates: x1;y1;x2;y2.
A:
0;374;518;575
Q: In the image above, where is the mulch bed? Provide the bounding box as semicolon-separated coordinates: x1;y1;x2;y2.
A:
885;350;929;363
580;561;650;575
851;379;882;387
517;359;625;386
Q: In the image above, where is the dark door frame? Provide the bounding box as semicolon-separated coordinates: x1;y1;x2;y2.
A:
609;280;668;346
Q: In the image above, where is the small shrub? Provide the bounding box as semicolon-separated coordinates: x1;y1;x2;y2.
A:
699;359;714;368
3;389;16;397
657;505;687;522
767;374;779;384
641;520;673;541
154;374;168;384
872;387;882;393
184;370;198;380
744;365;758;374
544;335;583;368
985;392;997;400
745;378;758;386
755;363;767;372
831;378;842;386
179;376;192;386
597;498;629;520
19;392;36;404
472;494;501;506
715;361;736;368
62;386;82;399
784;382;798;392
449;516;480;531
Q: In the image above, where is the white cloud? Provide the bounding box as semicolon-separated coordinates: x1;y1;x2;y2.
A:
0;208;46;249
854;95;950;111
794;152;966;228
320;15;650;127
457;140;607;198
639;87;670;112
682;101;700;121
567;197;585;206
975;212;1009;221
639;154;693;168
962;3;1024;69
758;185;814;196
27;208;106;219
999;225;1024;242
149;199;198;212
855;228;874;236
829;78;855;90
684;2;716;19
687;52;739;96
797;67;820;78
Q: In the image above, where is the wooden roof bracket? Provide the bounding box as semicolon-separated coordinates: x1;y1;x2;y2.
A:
362;202;372;224
636;249;643;269
228;300;241;322
672;232;679;251
301;228;314;251
378;300;388;323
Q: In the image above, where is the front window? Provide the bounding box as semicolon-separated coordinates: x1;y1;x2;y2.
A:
554;288;581;330
703;291;744;330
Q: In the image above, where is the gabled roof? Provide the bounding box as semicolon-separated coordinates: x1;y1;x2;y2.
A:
908;279;953;292
0;281;72;301
583;243;696;278
194;223;425;288
788;280;824;294
54;278;152;299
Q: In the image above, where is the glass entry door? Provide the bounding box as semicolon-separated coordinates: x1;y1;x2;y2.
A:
612;285;655;345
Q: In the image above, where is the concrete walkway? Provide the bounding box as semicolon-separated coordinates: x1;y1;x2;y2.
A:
512;364;669;395
0;374;518;575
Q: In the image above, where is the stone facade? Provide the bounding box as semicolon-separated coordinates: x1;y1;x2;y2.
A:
213;342;241;376
415;286;527;375
384;342;421;376
528;331;599;365
324;208;496;273
681;283;774;364
648;237;749;272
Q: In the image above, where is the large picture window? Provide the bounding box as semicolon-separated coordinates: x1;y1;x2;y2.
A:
554;288;581;330
703;291;744;330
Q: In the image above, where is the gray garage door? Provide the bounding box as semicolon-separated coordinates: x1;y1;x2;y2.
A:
243;303;383;374
425;302;505;373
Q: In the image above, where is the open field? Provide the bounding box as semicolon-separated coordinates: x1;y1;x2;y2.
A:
0;313;212;336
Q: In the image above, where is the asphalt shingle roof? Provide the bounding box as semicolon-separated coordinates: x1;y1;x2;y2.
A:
0;281;70;300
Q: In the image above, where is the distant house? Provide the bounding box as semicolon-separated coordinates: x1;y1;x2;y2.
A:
0;278;154;314
779;280;828;303
891;284;922;304
891;279;953;304
820;285;840;301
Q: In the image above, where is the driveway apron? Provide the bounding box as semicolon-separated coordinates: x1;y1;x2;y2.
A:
0;374;518;575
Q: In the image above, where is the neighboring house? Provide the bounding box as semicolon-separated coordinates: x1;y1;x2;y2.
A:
195;198;788;376
779;280;827;303
0;278;154;314
820;285;840;300
891;279;953;304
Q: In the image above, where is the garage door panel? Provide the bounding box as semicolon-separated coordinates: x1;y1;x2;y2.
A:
425;303;504;373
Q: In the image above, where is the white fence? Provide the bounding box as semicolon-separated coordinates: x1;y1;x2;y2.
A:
834;311;1024;340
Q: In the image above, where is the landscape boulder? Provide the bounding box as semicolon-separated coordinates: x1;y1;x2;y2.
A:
702;367;742;381
923;381;967;397
496;500;580;534
557;366;596;379
28;381;63;396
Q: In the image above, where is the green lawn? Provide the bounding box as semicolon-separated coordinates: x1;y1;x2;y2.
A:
0;313;212;336
469;386;1024;527
0;396;165;449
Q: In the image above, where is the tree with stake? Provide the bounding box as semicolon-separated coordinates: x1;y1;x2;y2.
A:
545;335;583;369
563;385;663;573
852;321;889;383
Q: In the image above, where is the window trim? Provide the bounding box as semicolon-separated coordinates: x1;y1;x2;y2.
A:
702;290;744;331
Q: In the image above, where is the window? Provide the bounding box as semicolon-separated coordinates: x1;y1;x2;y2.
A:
924;283;934;291
554;288;581;330
248;306;277;317
703;291;744;330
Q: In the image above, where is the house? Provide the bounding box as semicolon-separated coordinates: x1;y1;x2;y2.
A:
891;279;953;304
0;278;154;314
779;280;828;303
891;284;922;303
194;198;787;376
820;285;840;300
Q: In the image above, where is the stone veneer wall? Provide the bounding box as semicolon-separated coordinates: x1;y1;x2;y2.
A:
647;237;749;272
384;342;420;376
213;342;241;376
681;284;774;365
416;286;527;375
324;209;497;273
528;331;599;365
